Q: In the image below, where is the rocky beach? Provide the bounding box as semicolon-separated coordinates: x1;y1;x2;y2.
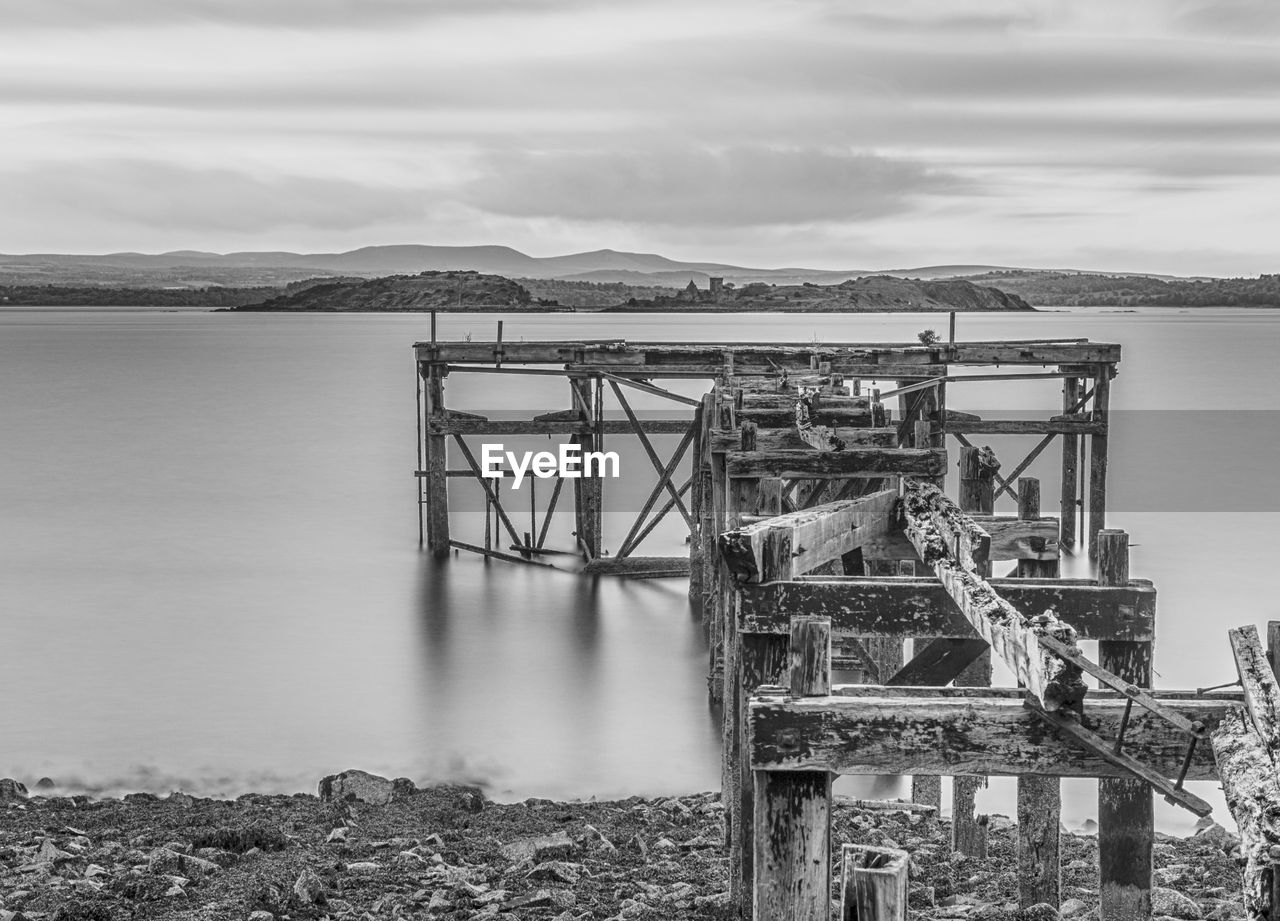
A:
0;773;1247;921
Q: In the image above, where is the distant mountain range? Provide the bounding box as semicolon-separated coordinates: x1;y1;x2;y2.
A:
0;244;1187;288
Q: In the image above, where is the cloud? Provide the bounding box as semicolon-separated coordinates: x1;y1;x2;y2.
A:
0;160;428;233
0;0;588;30
462;147;972;226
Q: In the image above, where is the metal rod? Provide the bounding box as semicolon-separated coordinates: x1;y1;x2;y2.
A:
1195;679;1242;694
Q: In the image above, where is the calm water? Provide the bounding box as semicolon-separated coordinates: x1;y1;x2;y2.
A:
3;306;1279;833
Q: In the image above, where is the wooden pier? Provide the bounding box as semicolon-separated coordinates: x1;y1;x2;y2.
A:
414;333;1277;921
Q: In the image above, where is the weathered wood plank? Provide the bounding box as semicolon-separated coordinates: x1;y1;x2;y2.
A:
727;448;946;479
736;578;1156;640
861;516;1059;562
719;490;899;582
748;694;1231;779
1230;624;1280;762
739;406;872;427
945;418;1105;436
902;479;1086;711
841;844;909;921
711;427;898;453
1212;709;1280;921
582;556;691;577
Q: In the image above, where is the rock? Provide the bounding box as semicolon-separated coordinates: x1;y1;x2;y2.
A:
1017;904;1062;921
0;780;28;801
345;861;379;873
317;770;416;806
292;869;327;906
147;848;220;879
500;833;575;863
1156;866;1189;885
166;791;195;808
36;840;73;865
504;889;553;910
580;824;616;852
1194;824;1240;851
34;779;56;792
1060;898;1090;918
695;892;731;909
1207;902;1246;921
527;861;581;884
247;912;274;921
1153;887;1203;920
325;827;347;844
1075;819;1099;835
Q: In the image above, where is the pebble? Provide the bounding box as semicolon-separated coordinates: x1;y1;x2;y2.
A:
1153;887;1204;920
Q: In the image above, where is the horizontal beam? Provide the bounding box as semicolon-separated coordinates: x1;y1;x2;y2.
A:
738;407;872;427
945;418;1105;436
415;340;1121;368
861;517;1060;562
719;490;898;582
749;691;1232;779
727;448;946;479
711;428;897;454
427;418;692;436
736;577;1155;641
582;556;691;578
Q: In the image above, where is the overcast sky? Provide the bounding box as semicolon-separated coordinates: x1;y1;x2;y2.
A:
4;0;1279;274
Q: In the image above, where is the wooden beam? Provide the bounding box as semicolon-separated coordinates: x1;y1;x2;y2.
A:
748;692;1231;779
582;556;691;577
719;490;899;583
1230;624;1280;761
884;638;989;686
946;418;1105;436
726;448;946;479
429;417;693;436
711;427;897;453
1212;709;1280;921
736;578;1156;640
754;616;832;921
902;479;1087;711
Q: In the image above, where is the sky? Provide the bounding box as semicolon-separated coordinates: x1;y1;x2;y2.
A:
3;0;1279;275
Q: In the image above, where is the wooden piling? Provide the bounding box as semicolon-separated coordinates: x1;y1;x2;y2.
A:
1088;368;1111;559
689;399;706;605
570;376;603;559
754;616;832;921
1060;377;1081;551
1015;477;1062;908
841;844;909;921
953;445;994;855
1096;529;1154;921
424;363;451;556
730;464;786;917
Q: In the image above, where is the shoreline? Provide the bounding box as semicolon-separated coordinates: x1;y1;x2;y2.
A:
0;772;1246;921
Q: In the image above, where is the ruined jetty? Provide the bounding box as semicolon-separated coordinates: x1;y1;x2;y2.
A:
413;332;1279;921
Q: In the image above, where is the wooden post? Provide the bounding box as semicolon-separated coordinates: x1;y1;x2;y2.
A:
841;844;909;921
424;363;451;556
954;444;993;855
731;463;787;918
755;616;832;921
1088;368;1111;560
1060;377;1081;551
1016;478;1062;908
570;376;602;559
689;399;706;605
1096;529;1153;921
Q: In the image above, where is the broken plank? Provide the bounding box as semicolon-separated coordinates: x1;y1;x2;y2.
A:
718;490;898;583
902;479;1086;711
748;693;1230;781
1211;709;1280;921
1229;624;1280;764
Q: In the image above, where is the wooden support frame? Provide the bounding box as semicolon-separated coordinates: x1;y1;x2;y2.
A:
748;687;1234;779
841;844;909;921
